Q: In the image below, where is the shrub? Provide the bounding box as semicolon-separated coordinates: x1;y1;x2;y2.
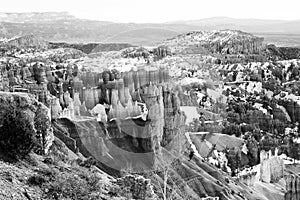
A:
45;171;103;200
0;108;36;158
222;124;242;137
28;174;47;185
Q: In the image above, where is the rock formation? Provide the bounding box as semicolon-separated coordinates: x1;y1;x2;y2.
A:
162;30;265;55
161;85;186;154
259;150;284;183
239;171;257;186
285;174;300;200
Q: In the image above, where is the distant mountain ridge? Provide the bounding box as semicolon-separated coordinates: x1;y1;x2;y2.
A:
0;12;77;23
168;16;300;33
161;30;265;55
0;12;300;46
0;34;48;49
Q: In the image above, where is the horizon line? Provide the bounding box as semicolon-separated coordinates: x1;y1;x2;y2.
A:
0;11;300;24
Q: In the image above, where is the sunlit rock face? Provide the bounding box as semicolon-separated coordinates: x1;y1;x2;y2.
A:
161;84;186;154
0;92;54;157
260;150;284;183
285;174;300;200
140;84;164;152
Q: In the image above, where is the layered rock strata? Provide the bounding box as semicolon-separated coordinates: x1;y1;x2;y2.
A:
285;174;300;200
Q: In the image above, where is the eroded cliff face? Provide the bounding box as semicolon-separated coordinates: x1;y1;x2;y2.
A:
49;64;189;176
161;84;186;155
162;30;265;55
0;92;53;157
260;150;284;183
139;84;164;153
239;171;257;186
285;174;300;200
1;52;187;183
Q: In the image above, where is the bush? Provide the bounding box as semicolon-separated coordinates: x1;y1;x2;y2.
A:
240;124;256;134
0;108;36;158
28;175;47;185
45;171;103;200
226;111;240;124
222;124;242;137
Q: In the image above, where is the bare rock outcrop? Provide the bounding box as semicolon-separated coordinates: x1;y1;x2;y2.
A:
260;150;284;183
239;171;257;186
162;30;265;55
161;84;186;154
285;174;300;200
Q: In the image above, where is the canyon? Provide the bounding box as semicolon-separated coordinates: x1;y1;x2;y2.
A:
0;23;300;200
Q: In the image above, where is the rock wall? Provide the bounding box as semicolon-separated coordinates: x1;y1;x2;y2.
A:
221;39;264;55
162;30;265;55
161;84;186;154
285;174;300;200
140;84;164;152
0;92;53;157
260;150;284;183
239;171;257;186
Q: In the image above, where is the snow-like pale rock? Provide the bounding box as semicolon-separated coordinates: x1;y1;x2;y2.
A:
177;77;205;86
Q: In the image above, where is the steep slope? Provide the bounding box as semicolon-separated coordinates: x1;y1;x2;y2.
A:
0;92;157;200
0;92;53;157
53;118;157;176
149;151;287;200
264;44;300;60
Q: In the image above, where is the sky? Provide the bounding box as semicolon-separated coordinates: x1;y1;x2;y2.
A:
1;0;300;23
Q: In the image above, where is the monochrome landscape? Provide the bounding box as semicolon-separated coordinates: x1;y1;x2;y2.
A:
0;1;299;200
